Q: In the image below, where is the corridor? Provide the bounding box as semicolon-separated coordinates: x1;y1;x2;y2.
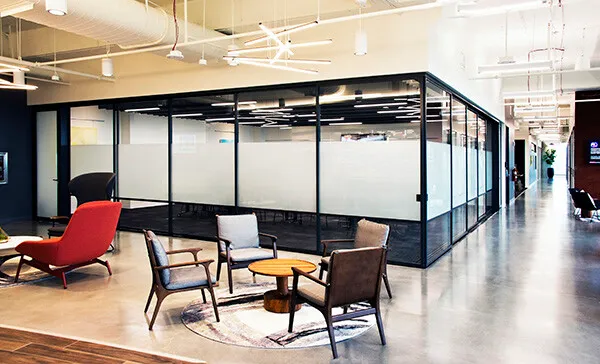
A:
1;178;599;363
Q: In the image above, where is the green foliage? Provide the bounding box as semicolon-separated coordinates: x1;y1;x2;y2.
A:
0;227;8;243
543;149;557;166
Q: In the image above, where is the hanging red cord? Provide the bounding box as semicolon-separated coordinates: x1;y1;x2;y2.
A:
172;0;179;51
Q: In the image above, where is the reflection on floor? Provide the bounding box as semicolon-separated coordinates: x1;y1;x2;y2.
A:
2;178;600;363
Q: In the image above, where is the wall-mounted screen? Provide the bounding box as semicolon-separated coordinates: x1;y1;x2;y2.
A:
0;152;7;184
589;141;600;164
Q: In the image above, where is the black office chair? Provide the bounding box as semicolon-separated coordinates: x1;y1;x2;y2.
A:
568;188;582;216
48;172;116;238
574;190;600;221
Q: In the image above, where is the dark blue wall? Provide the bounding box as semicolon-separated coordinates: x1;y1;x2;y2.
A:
0;90;31;224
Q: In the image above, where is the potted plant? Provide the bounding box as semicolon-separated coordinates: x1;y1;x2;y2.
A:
543;149;557;179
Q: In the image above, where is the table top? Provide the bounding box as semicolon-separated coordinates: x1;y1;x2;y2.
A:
0;236;43;251
248;258;317;278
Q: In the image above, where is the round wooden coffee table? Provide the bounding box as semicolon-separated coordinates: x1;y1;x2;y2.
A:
248;258;316;314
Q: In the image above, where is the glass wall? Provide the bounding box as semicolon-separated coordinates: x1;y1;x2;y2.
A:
171;95;235;238
467;109;479;229
319;78;422;266
116;100;169;233
425;82;452;264
238;86;317;252
55;73;500;268
70;105;114;212
452;99;468;242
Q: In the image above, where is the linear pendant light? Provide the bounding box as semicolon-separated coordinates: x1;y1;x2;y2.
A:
223;56;330;65
237;60;318;75
503;90;555;99
478;60;553;75
245;21;319;46
229;40;333;56
124;107;160;112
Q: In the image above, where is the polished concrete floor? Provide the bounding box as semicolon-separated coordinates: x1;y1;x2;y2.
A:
2;178;600;363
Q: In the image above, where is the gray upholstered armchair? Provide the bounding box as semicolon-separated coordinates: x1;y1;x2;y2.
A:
319;218;392;298
143;230;219;330
216;213;278;293
289;247;387;359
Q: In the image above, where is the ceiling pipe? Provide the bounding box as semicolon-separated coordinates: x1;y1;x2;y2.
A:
0;54;115;81
35;1;442;67
471;67;600;80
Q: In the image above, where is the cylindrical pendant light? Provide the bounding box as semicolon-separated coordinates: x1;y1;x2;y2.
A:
13;70;25;85
354;29;367;56
46;0;68;16
102;57;114;77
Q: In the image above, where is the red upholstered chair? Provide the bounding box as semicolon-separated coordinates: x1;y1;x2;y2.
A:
15;201;122;289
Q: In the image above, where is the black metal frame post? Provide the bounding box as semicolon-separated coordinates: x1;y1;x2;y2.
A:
167;99;173;236
234;93;240;213
315;85;321;254
419;74;428;268
56;105;71;217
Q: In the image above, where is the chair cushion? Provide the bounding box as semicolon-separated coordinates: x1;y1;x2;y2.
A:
298;280;326;306
217;214;260;251
16;238;62;266
221;248;274;263
166;266;217;290
355;219;390;249
148;233;170;286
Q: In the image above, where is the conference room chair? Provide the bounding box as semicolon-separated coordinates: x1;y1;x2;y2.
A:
143;230;219;330
288;247;387;359
215;213;278;293
319;218;392;298
48;172;116;238
15;201;122;289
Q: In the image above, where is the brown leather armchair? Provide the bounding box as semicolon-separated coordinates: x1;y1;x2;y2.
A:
319;218;392;298
288;247;387;359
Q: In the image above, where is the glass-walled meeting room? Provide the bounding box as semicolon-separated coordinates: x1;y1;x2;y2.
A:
36;73;500;268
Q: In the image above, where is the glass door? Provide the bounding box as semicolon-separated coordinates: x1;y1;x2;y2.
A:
36;111;58;218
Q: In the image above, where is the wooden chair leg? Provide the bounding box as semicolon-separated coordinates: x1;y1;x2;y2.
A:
375;307;386;345
201;289;207;303
208;287;220;322
288;291;298;333
148;293;166;330
14;255;25;283
343;305;348;314
318;266;325;280
144;286;155;313
325;312;338;359
227;264;234;294
382;274;392;299
216;261;222;281
252;272;256;283
61;272;67;289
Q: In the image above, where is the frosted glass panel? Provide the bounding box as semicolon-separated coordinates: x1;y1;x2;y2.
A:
427;142;451;219
321;141;420;221
239;142;316;212
486;151;493;191
452;145;467;207
36;111;57;218
118;144;168;200
172;143;234;205
71;146;113;178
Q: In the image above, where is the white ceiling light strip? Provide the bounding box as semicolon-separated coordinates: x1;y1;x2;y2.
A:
478;60;553;75
223;56;331;65
245;21;319;46
457;0;548;17
236;59;318;75
124;107;160;112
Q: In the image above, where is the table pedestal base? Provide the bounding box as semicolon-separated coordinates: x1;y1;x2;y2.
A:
263;289;302;313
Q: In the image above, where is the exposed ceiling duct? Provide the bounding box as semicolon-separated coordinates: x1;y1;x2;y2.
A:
0;0;228;61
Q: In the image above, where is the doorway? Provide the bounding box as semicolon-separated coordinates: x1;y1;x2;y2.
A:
36;111;58;218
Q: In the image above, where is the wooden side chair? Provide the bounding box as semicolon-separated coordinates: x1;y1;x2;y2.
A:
216;213;278;293
143;230;219;330
319;218;393;298
288;247;387;359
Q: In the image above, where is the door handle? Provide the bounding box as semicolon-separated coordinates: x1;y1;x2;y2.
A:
52;178;58;182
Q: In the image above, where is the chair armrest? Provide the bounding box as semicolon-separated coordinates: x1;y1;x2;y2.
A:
155;259;214;271
215;236;232;248
259;232;278;258
321;239;354;256
292;267;328;287
166;247;203;255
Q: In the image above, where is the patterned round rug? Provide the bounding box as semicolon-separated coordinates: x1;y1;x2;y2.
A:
0;255;52;288
181;282;375;349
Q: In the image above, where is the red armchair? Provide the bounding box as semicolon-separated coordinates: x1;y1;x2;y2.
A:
15;201;122;289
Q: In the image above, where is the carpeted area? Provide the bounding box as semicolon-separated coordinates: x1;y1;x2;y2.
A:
181;282;375;349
